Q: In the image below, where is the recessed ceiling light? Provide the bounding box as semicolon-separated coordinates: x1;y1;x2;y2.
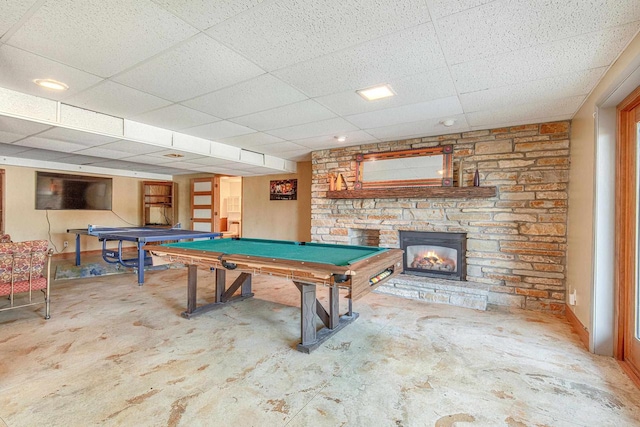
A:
356;84;395;101
33;79;69;91
334;136;347;142
442;119;456;127
163;153;184;158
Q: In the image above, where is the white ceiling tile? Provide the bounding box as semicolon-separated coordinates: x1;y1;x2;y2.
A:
460;68;607;113
54;154;112;165
254;141;307;155
0;45;104;100
183;74;308;119
113;34;265;102
292;130;378;150
98;140;167;155
266;117;359;140
189;157;240;167
147;149;206;161
0;1;636;177
130;104;219;131
207;0;431;71
182;120;255;140
365;114;471;140
38;127;121;146
451;23;640;93
73;146;132;159
118;154;174;165
64;81;172;118
6;0;198;77
0;0;39;38
216;132;285;149
425;0;494;19
281;151;311;162
13;136;88;152
163;161;209;170
437;0;640;65
151;0;265;31
0;115;52;143
230;100;336;131
465;96;585;128
0;86;57;122
273;23;447;97
345;96;463;129
11;147;75;160
89;159;157;169
0;143;32;156
193;165;242;175
314;68;457;116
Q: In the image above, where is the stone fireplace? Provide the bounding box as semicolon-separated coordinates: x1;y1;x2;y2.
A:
400;231;466;281
311;121;570;313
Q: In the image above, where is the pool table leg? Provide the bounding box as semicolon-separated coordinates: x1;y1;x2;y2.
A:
74;233;81;266
295;282;359;354
182;266;254;319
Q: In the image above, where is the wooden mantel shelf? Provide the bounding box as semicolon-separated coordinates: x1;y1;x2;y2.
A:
326;186;497;199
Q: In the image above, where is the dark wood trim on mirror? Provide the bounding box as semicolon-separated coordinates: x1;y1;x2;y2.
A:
354;146;454;189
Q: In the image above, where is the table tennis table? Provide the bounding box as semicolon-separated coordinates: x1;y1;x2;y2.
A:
66;226;222;285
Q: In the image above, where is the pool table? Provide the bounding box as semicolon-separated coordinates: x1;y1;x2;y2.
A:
146;238;403;353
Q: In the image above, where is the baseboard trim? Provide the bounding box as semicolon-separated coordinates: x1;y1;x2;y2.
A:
618;360;640;388
565;306;590;351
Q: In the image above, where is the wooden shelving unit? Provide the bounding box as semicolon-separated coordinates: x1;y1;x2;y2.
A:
142;181;177;227
326;186;497;199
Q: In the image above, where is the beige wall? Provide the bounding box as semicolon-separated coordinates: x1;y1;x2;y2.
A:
568;33;640;329
242;161;312;241
2;165;143;253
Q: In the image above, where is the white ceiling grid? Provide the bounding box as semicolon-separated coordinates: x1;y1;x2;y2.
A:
0;0;637;177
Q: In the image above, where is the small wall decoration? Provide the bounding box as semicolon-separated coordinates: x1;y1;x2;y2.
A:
270;179;297;200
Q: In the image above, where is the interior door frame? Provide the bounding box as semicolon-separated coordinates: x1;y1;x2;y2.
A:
615;85;640;385
190;176;221;233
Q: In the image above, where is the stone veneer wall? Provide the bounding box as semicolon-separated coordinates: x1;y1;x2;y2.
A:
311;121;570;313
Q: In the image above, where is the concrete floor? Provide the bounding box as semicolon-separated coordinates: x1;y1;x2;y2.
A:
1;258;640;427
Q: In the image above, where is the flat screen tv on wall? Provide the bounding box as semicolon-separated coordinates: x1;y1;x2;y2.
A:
35;172;113;210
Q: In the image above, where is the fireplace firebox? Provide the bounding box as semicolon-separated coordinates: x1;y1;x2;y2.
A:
399;231;466;281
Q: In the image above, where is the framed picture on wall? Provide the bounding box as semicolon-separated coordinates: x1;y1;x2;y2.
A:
270;179;297;201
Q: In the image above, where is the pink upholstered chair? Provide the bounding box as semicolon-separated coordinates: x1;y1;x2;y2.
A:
0;240;53;319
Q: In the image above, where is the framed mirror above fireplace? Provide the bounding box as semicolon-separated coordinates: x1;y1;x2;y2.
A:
354;146;454;189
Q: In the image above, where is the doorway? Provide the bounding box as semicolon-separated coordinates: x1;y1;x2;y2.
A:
615;86;640;384
219;176;242;237
190;176;242;237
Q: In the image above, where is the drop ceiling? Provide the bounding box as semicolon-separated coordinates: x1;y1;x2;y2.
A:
0;0;638;178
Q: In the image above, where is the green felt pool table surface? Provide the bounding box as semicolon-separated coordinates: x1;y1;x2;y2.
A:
162;238;390;266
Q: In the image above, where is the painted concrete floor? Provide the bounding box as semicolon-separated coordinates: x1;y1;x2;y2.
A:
1;261;640;427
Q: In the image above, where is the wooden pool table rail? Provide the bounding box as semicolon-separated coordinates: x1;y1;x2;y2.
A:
146;245;403;353
146;246;403;299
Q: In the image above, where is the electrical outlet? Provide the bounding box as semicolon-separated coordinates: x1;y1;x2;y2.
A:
569;289;577;306
63;241;68;248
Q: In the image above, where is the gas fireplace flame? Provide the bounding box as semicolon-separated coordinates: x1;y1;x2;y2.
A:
410;250;456;272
